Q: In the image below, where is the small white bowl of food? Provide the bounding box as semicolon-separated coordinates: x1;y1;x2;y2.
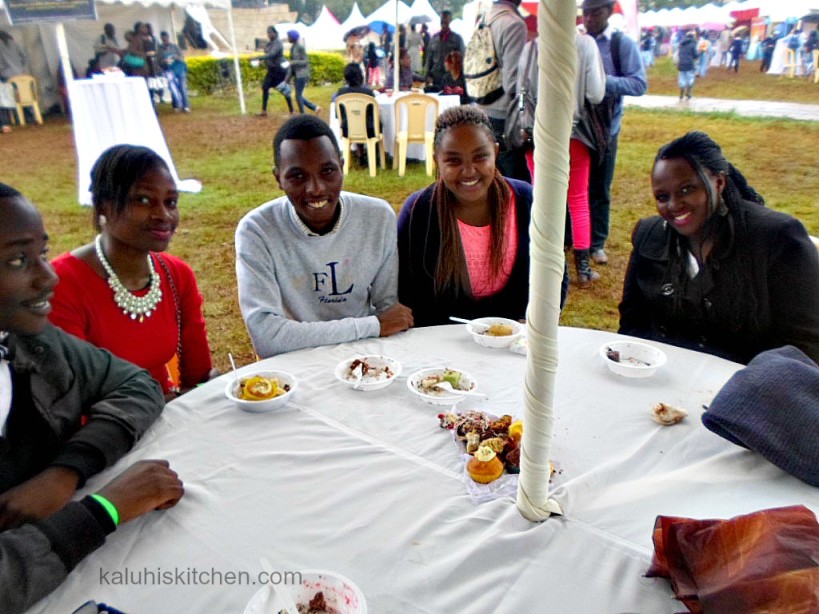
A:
244;569;366;614
599;341;667;379
465;317;524;348
407;367;479;405
225;370;297;412
334;355;402;391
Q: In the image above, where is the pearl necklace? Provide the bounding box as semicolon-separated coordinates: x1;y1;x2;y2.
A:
95;234;163;322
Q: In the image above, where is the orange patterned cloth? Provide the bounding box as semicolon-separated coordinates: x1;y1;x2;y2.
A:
647;505;819;613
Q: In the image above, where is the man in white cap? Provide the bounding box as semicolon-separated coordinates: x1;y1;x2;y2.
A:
581;0;647;267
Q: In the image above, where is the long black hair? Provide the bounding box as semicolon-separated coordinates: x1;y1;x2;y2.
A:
653;131;763;331
655;131;764;215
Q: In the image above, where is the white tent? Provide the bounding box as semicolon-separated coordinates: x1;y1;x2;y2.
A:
0;0;243;111
340;2;369;33
366;0;412;32
409;0;439;24
306;5;343;51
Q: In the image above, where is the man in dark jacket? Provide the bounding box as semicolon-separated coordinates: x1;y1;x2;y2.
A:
676;31;699;100
0;183;182;613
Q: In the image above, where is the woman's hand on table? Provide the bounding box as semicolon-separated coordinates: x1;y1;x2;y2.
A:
0;466;80;530
378;303;414;337
97;460;184;524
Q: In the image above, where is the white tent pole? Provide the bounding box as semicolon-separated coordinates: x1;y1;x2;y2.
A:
55;22;74;86
170;3;178;43
394;2;400;90
224;0;246;114
515;0;574;521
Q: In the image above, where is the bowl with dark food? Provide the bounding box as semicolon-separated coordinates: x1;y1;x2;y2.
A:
243;569;366;614
334;355;401;391
407;368;478;405
600;341;667;379
225;370;297;412
466;317;523;349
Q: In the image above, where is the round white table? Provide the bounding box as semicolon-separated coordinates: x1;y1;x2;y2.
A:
28;326;819;613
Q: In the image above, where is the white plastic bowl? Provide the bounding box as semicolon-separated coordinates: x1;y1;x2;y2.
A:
225;370;297;412
466;317;524;348
599;341;667;379
407;367;478;405
334;355;402;391
243;569;366;614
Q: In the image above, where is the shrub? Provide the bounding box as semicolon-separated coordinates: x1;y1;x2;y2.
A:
187;52;345;95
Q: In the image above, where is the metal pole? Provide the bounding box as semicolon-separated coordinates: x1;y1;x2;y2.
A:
393;1;400;90
224;0;247;114
55;22;74;86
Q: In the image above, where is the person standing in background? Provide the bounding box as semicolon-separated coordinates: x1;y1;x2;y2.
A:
92;23;124;71
759;32;777;73
287;30;321;115
425;11;464;90
407;24;423;73
257;26;293;116
477;0;528;181
582;0;647;267
158;31;190;112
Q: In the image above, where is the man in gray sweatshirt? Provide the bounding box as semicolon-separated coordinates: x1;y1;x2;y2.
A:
236;115;414;357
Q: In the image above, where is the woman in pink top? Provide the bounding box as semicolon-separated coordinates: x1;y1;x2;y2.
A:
397;106;568;326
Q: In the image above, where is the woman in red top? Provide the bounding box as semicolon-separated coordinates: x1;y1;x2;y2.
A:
50;145;215;399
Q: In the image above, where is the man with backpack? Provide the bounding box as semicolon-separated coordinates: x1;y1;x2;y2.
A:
471;0;528;180
582;0;647;266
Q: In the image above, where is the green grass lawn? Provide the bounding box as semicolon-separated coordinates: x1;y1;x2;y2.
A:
645;56;819;103
3;80;817;369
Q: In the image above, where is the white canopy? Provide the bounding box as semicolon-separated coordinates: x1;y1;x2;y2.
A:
366;0;412;31
340;2;369;33
409;0;439;24
305;5;342;50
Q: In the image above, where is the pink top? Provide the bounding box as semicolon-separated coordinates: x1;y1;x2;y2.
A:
457;191;518;298
49;252;213;394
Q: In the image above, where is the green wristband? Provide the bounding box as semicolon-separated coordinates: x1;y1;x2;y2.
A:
90;494;120;526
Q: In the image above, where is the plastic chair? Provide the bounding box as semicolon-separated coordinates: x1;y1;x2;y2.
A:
335;93;385;177
393;93;438;177
9;75;43;125
813;50;818;84
783;49;797;79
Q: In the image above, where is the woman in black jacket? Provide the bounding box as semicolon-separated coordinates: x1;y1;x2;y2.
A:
619;131;819;365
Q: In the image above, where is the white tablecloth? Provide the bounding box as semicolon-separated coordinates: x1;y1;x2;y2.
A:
67;75;201;206
330;93;460;162
28;326;818;613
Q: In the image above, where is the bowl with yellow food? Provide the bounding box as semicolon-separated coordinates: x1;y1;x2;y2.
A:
225;370;297;412
466;317;523;349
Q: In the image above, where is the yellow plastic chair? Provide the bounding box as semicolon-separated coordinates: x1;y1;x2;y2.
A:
783;48;797;79
813;50;818;84
393;93;438;177
335;93;385;177
9;75;43;126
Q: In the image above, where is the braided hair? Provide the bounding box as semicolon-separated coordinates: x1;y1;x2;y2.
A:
655;131;764;214
653;131;763;331
431;105;511;294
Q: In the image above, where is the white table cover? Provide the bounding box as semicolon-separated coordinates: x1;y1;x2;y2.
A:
330;93;460;162
27;326;818;614
67;74;201;206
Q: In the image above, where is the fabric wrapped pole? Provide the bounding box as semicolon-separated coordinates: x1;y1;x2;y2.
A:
516;0;575;521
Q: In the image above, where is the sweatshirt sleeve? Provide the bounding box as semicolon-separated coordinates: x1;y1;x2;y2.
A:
235;211;381;357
